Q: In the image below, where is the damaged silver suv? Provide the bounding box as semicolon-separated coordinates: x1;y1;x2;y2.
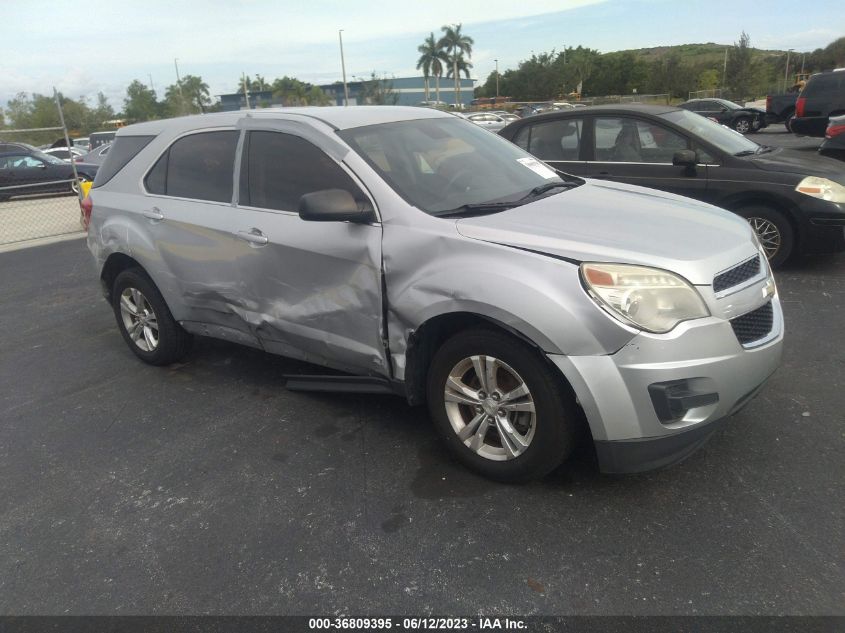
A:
87;106;783;482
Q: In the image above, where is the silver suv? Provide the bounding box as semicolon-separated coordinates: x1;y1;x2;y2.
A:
87;106;783;482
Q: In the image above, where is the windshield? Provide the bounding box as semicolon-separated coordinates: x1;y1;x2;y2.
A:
660;109;760;156
33;151;66;165
338;117;576;215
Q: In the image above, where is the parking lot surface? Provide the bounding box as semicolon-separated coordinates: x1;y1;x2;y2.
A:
0;238;843;615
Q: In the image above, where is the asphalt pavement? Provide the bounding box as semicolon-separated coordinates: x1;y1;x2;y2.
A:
0;237;843;616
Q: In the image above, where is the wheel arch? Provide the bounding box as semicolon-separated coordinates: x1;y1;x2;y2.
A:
100;252;146;302
718;192;801;235
403;310;577;408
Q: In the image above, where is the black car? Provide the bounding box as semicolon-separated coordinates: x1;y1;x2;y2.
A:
819;115;845;161
498;104;845;267
678;99;767;134
791;70;845;137
0;149;99;201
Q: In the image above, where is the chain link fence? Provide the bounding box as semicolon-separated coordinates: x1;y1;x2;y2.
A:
0;91;87;247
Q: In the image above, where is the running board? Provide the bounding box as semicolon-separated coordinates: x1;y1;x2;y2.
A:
284;374;398;395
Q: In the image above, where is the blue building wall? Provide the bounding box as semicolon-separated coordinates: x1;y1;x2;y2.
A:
319;76;475;107
217;76;476;111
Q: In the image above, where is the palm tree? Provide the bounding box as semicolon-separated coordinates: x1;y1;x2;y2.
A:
416;33;439;101
446;54;473;84
438;23;474;107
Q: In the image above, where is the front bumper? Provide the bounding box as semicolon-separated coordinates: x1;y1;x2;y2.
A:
550;298;784;473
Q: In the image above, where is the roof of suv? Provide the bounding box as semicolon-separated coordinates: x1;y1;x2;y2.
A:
120;106;453;137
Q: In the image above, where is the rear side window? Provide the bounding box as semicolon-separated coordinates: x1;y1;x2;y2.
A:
239;131;363;211
803;73;843;97
145;130;239;203
517;119;583;161
92;135;154;187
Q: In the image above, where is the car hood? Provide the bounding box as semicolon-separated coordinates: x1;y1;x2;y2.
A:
455;179;757;285
748;147;845;183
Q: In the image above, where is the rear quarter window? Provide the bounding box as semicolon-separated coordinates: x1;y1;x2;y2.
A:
91;135;155;187
803;73;843;97
144;130;239;203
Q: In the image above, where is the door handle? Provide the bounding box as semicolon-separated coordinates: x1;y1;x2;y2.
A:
237;228;269;246
142;208;164;221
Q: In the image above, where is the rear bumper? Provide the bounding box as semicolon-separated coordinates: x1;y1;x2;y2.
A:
790;116;828;137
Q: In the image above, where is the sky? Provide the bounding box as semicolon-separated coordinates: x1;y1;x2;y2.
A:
2;0;842;110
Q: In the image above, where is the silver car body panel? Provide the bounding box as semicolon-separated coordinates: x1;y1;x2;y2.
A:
88;106;784;466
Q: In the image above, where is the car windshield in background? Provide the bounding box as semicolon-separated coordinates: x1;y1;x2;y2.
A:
660;109;760;156
338;118;577;216
33;151;66;165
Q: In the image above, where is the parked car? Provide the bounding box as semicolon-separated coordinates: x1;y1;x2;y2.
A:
42;146;86;162
499;104;845;267
819;115;845;161
790;69;845;137
73;137;90;151
514;102;554;117
86;107;782;482
0;150;98;200
461;112;508;132
89;131;117;150
75;143;112;166
678;98;767;133
490;110;520;123
0;141;38;153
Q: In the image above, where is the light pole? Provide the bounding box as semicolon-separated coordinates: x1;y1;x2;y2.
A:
494;59;499;99
562;44;566;65
784;49;794;93
339;29;349;106
174;58;185;113
722;48;728;90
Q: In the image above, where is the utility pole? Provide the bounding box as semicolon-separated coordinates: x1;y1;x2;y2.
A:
339;29;349;106
149;73;155;94
494;59;499;99
242;72;250;109
801;53;805;73
174;58;185;113
562;44;566;65
722;47;728;89
784;49;793;93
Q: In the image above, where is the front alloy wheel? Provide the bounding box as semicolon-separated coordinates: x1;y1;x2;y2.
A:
747;216;781;261
444;355;536;461
734;117;751;134
119;287;159;352
426;328;577;482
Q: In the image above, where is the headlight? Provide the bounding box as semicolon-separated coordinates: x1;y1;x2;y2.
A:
580;263;710;333
795;176;845;203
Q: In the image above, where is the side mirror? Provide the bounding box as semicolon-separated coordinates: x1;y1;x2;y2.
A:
298;189;376;223
672;150;697;167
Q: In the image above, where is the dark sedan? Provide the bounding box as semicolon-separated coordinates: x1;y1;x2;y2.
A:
499;104;845;267
0;150;99;201
679;98;767;134
819;115;845;161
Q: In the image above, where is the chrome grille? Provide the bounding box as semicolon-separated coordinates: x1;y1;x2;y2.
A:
730;301;773;346
713;256;761;293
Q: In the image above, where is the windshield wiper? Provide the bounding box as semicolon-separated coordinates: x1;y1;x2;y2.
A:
433;201;517;218
756;145;776;154
734;149;757;157
520;181;576;200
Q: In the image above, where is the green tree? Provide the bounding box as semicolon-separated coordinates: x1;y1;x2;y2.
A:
124;80;160;122
417;32;446;101
726;31;753;100
446;54;473;83
438;24;474;107
359;72;399;105
164;74;210;115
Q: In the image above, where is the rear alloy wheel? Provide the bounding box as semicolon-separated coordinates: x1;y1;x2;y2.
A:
733;117;752;134
737;205;794;269
427;329;577;482
112;268;192;365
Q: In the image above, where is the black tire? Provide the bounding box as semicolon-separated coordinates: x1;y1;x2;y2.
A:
426;328;578;483
111;268;192;366
783;109;795;132
736;205;794;269
733;116;752;134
